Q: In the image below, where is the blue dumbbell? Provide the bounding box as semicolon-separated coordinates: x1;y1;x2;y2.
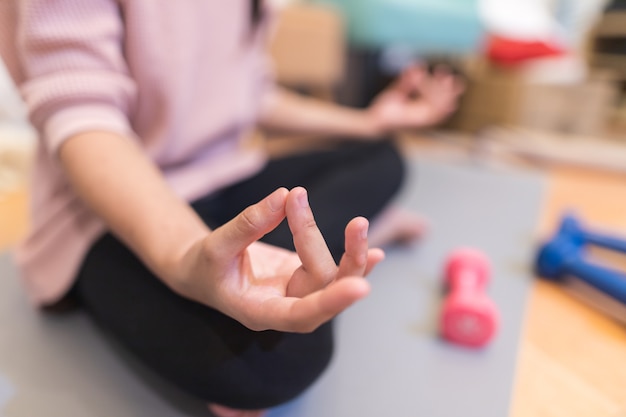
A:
558;213;626;253
535;218;626;305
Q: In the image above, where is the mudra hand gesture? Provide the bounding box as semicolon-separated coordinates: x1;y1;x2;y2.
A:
172;186;385;333
368;64;465;132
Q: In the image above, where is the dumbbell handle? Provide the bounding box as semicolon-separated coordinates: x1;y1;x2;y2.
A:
449;270;482;293
561;214;626;253
565;256;626;304
584;232;626;254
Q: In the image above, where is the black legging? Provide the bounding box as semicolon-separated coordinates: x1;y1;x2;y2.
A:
73;140;405;410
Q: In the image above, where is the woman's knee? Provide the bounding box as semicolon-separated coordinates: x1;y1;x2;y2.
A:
172;321;335;410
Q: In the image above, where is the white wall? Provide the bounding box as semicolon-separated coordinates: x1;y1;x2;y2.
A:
0;59;36;193
0;59;36;149
0;59;28;124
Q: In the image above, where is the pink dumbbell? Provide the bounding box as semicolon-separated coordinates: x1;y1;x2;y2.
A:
440;248;500;348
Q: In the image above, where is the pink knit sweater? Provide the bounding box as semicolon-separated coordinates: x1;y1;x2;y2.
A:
0;1;273;305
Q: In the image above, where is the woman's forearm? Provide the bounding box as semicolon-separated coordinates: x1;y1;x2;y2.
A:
258;87;382;139
59;131;210;284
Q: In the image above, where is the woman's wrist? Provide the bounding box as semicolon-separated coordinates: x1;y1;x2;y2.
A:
156;229;210;295
362;108;389;139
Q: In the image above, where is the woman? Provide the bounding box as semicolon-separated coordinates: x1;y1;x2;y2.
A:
0;1;463;416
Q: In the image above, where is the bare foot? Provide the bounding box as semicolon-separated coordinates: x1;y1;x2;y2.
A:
208;403;267;417
368;205;428;248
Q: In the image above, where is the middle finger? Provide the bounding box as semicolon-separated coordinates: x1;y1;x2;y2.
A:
286;187;337;286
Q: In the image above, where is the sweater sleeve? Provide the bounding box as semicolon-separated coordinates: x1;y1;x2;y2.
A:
16;0;137;156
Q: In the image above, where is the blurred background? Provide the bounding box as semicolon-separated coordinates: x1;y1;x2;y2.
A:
267;0;626;169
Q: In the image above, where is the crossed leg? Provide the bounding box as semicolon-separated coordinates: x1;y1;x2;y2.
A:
74;139;416;414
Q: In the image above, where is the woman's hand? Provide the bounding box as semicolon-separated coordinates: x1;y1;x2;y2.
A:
171;187;384;333
367;65;465;133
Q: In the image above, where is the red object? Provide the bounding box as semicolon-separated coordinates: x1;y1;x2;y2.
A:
486;34;565;66
440;248;500;348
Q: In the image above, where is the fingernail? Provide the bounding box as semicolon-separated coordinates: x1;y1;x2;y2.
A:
362;222;369;239
297;189;309;208
268;189;284;212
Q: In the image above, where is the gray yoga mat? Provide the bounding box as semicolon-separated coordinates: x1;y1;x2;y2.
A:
0;157;545;417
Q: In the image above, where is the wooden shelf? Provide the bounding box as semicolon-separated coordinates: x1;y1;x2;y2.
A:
595;11;626;37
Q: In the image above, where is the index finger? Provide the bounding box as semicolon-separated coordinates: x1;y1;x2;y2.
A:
208;187;288;259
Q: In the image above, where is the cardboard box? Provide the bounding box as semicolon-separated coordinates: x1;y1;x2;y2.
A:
447;63;522;132
449;63;619;137
269;4;346;90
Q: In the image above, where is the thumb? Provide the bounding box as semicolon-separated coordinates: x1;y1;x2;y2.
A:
208;187;288;257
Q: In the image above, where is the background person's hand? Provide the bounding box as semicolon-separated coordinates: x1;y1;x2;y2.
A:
367;65;465;133
171;187;384;333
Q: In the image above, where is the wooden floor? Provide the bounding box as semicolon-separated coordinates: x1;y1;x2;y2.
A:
0;186;28;252
511;166;626;417
1;148;626;416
